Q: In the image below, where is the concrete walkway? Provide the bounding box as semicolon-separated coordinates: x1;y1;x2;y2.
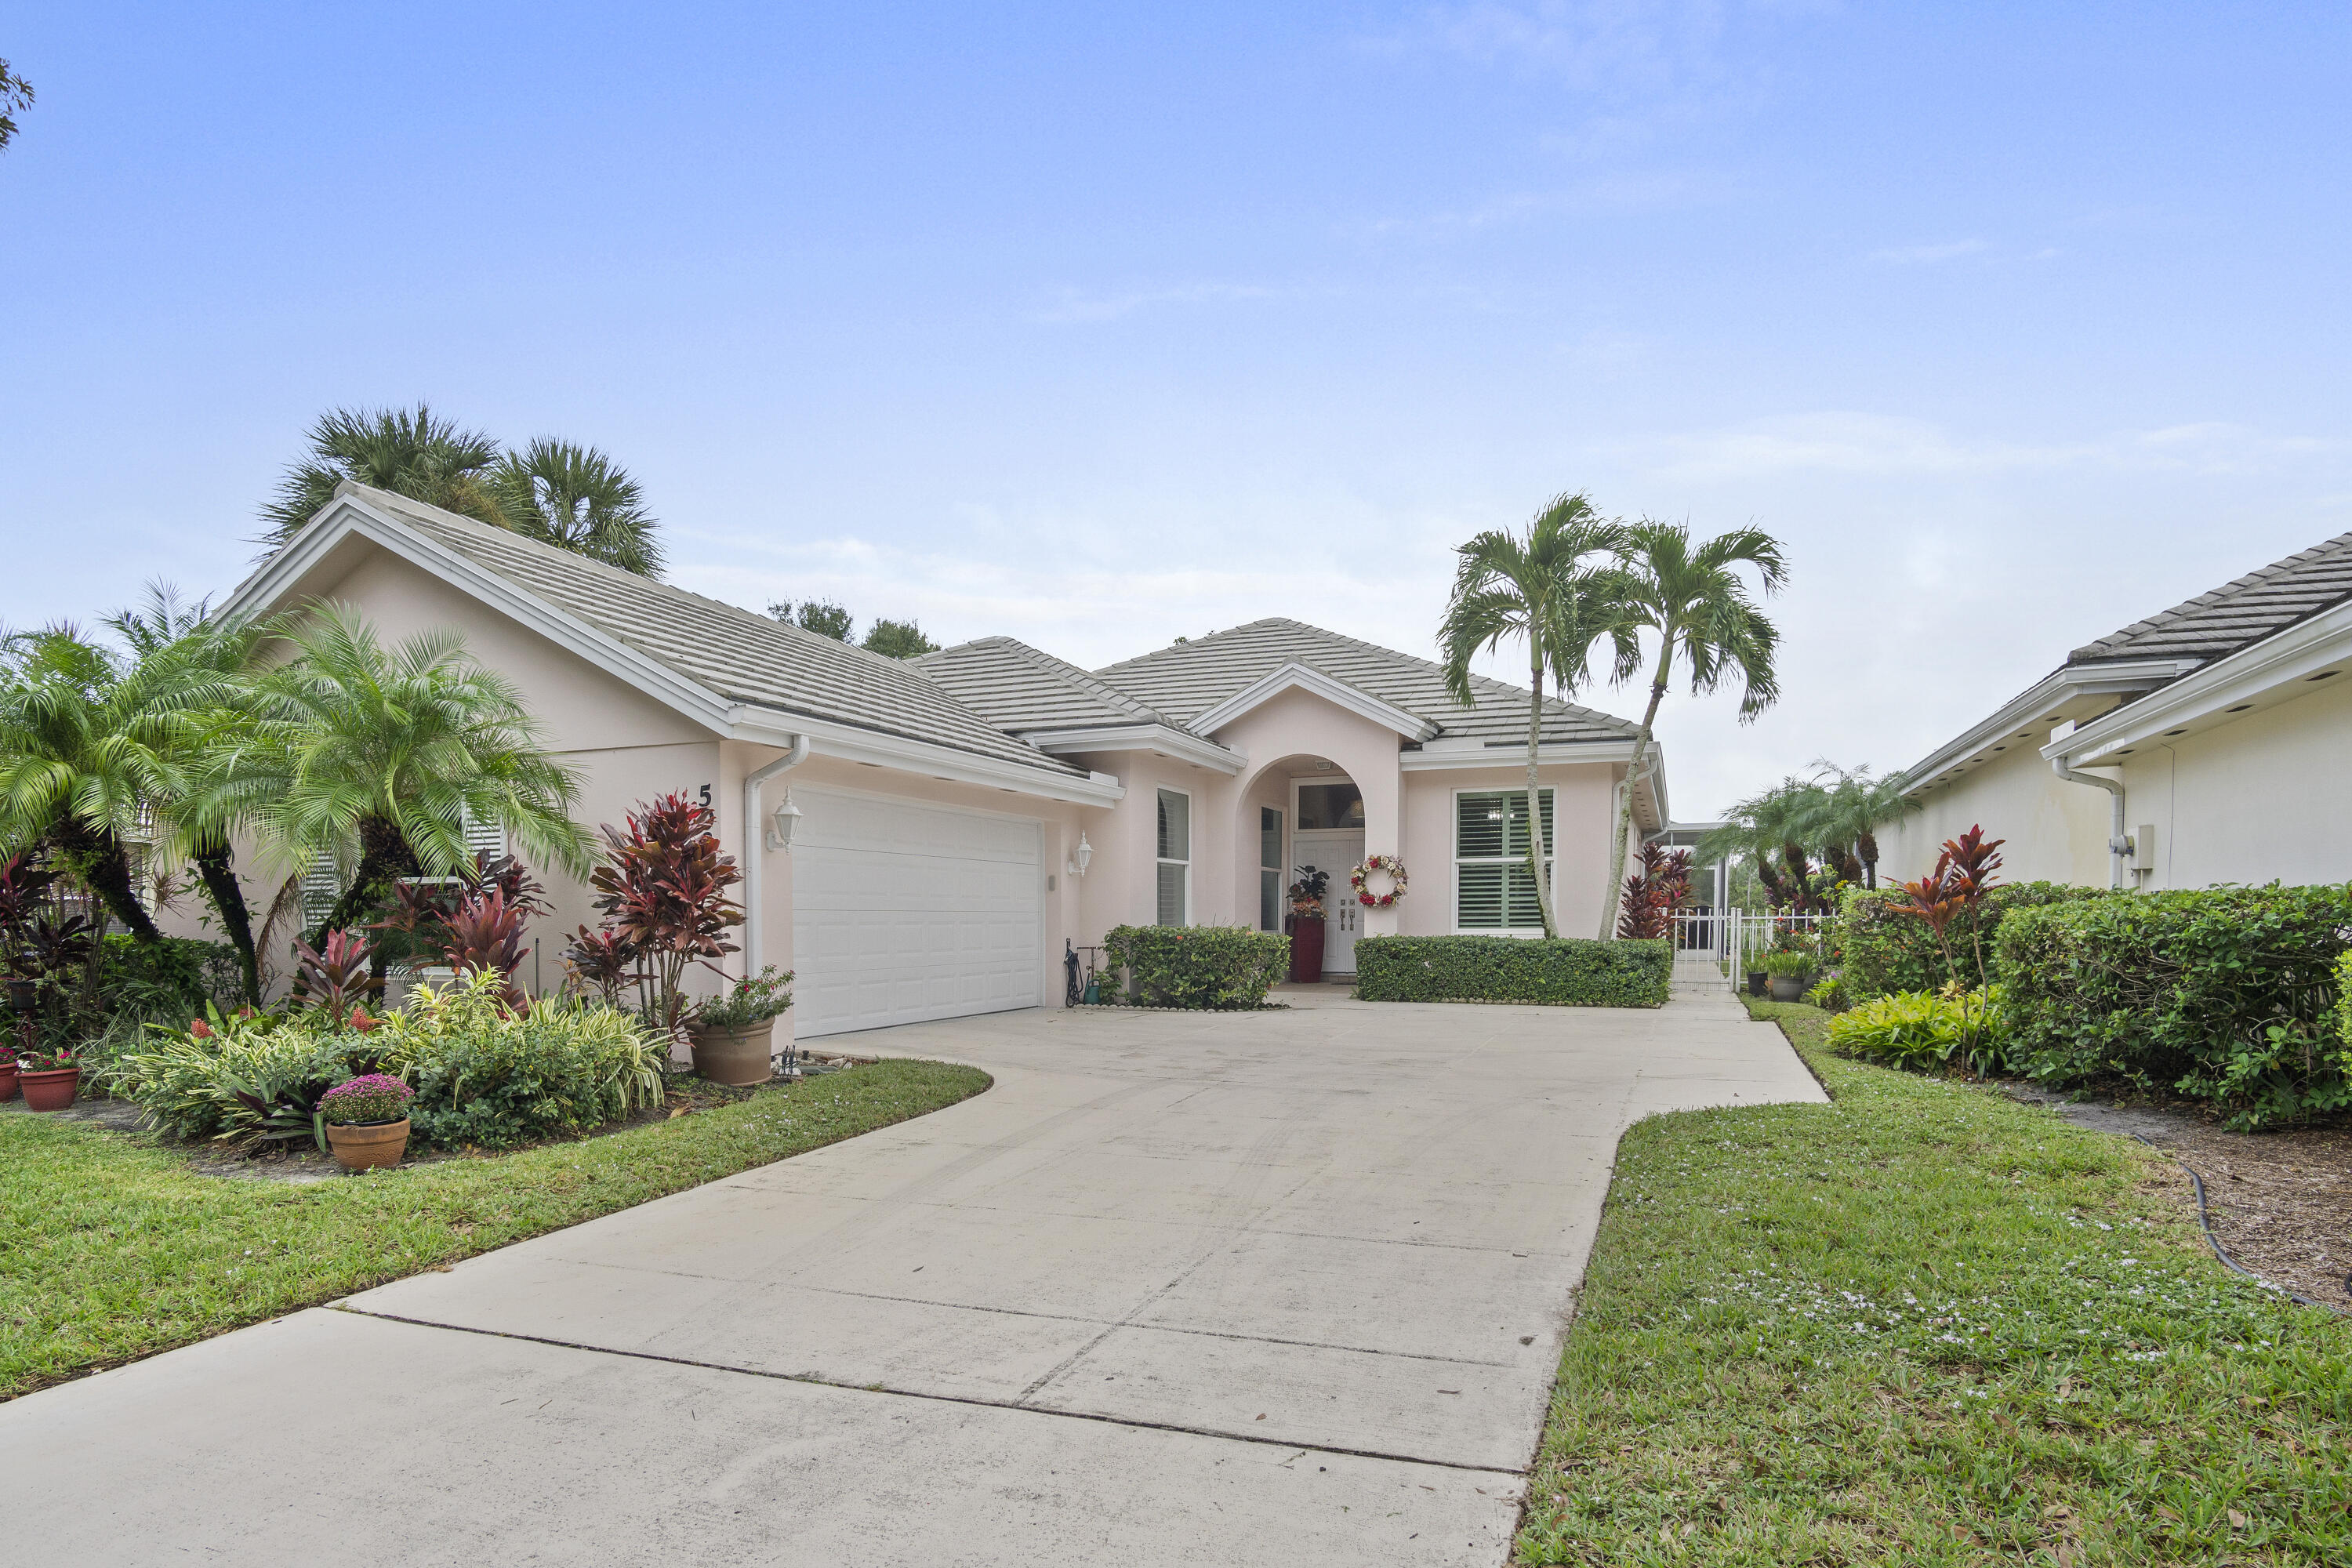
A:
3;989;1820;1566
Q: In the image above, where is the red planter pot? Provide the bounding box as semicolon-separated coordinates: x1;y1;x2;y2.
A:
1287;914;1326;984
19;1065;82;1112
0;1058;18;1102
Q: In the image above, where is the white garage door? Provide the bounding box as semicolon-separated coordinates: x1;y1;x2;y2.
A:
789;788;1044;1037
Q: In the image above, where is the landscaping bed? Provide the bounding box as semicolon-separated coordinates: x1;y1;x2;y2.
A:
0;1057;989;1400
1515;997;2350;1566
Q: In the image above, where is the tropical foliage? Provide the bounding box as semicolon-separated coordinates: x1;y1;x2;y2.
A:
0;57;33;154
257;404;663;576
1700;760;1919;913
1439;492;1635;938
571;793;744;1033
1616;841;1693;939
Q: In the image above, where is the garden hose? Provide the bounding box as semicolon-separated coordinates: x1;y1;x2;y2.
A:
2131;1134;2331;1311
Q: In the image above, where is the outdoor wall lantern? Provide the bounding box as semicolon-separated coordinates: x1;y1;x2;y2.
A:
766;789;804;853
1069;832;1092;878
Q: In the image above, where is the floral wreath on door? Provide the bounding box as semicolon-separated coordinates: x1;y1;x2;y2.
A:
1349;854;1407;909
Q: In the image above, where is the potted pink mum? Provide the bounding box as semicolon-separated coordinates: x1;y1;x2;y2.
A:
320;1073;415;1171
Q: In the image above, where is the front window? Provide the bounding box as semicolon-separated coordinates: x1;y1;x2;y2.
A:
1455;789;1554;931
1156;788;1191;926
1258;807;1283;931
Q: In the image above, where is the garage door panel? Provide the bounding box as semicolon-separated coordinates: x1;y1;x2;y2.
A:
792;789;1043;1037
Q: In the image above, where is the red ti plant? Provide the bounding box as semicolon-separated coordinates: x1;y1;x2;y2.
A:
562;924;637;1010
584;793;743;1034
1888;824;2006;1063
1617;844;1695;940
439;887;532;1011
292;928;379;1019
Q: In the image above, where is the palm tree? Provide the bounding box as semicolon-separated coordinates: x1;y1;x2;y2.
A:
259;404;504;550
1440;493;1634;938
105;586;269;999
1599;521;1787;937
1807;762;1918;889
489;437;664;577
0;609;247;942
235;604;593;945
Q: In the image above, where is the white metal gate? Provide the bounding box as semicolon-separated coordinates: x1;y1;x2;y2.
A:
1668;909;1836;993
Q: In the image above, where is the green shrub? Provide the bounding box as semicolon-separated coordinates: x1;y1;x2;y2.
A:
2337;949;2352;1069
1352;935;1669;1007
1825;987;2001;1073
1994;883;2352;1127
376;974;668;1148
115;1011;370;1145
1838;881;2113;1000
1805;975;1850;1012
1102;925;1288;1009
94;935;241;1019
1760;950;1814;979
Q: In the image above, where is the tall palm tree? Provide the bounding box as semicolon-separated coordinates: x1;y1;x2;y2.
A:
235;604;593;945
489;437;665;577
1440;493;1634;938
1599;521;1787;937
0;610;246;942
259;404;504;550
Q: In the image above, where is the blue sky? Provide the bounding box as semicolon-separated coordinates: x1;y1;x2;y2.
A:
5;2;2349;818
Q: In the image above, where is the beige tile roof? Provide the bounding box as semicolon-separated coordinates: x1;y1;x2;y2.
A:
914;637;1171;732
1091;618;1642;746
347;485;1084;778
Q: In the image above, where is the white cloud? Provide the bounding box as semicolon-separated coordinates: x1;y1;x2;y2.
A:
1867;238;1987;264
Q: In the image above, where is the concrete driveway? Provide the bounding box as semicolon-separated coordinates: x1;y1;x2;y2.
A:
3;988;1820;1566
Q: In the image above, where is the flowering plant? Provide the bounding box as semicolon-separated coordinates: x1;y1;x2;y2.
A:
15;1043;76;1072
319;1073;414;1127
699;967;795;1029
1348;855;1408;909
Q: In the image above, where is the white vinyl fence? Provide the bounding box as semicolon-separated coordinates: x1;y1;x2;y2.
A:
1667;909;1835;993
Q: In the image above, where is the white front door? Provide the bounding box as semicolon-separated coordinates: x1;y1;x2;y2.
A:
789;789;1044;1036
1294;829;1363;975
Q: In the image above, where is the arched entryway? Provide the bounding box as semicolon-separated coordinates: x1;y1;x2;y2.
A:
1236;753;1371;979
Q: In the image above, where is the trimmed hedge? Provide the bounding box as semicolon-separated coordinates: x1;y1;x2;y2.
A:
1102;925;1289;1009
1352;935;1670;1007
1994;884;2352;1128
1838;880;2114;1000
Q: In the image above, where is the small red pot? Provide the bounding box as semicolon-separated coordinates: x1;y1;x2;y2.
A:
0;1058;18;1102
19;1065;82;1112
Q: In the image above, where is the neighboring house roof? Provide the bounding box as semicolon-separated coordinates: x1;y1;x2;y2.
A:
2067;530;2352;668
270;485;1089;782
1903;528;2352;793
915;636;1171;733
1091;618;1642;748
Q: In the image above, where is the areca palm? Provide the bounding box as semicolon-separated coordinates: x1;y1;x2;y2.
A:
1807;761;1918;889
260;404;504;549
1440;492;1634;938
1599;521;1787;937
234;604;592;945
0;604;248;942
489;437;664;577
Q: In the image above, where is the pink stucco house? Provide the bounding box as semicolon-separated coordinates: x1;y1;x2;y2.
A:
214;483;1668;1038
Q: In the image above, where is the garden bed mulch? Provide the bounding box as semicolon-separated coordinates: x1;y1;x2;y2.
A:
2004;1083;2352;1312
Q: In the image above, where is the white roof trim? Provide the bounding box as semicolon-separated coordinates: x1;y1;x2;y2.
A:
2045;597;2352;767
223;495;1112;805
1190;662;1441;742
1898;656;2199;796
1399;739;1639;769
1018;723;1246;776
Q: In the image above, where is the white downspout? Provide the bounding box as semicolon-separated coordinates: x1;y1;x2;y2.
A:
743;735;810;976
2050;752;2127;890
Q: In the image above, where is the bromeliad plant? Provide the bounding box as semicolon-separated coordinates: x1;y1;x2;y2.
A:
572;793;743;1035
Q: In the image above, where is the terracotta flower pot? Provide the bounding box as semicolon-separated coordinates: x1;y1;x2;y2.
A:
690;1017;778;1087
325;1117;411;1172
19;1065;80;1112
0;1058;17;1102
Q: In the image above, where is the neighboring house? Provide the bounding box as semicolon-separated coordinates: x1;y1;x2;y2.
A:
1882;529;2352;890
201;482;1664;1037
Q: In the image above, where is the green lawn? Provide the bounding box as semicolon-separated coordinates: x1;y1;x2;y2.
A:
1516;999;2350;1566
0;1058;989;1399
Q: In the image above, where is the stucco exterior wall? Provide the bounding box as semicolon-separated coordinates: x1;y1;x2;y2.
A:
1878;739;2115;887
2114;674;2352;890
1399;764;1621;936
